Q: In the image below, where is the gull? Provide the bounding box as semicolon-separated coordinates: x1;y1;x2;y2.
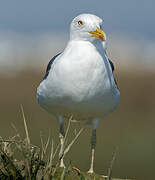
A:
37;13;120;174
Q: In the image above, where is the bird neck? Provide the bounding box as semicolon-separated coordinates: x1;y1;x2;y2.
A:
92;39;107;49
91;40;107;56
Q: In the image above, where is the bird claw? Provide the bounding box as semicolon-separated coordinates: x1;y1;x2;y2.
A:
87;169;94;174
59;158;65;168
101;175;108;179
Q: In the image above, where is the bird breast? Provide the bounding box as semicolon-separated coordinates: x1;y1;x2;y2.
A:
38;41;118;107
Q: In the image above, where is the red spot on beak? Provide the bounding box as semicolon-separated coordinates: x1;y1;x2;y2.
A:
99;36;104;41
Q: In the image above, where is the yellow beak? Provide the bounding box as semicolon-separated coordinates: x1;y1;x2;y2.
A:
89;28;106;41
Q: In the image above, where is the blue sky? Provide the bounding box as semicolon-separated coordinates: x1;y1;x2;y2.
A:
0;0;155;40
0;0;155;73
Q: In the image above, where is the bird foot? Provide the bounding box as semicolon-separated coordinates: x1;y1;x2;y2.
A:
101;175;108;179
87;168;94;174
59;159;65;168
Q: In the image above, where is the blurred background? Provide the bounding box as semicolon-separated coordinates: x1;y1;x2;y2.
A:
0;0;155;179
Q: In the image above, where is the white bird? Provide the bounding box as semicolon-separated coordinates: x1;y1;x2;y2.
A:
37;13;120;174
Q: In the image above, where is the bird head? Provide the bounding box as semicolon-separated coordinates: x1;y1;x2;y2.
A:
70;14;106;43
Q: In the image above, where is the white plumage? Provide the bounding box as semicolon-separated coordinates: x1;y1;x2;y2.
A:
37;13;120;173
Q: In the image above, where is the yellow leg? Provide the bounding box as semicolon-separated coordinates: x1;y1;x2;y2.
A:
58;116;65;168
88;148;95;173
88;120;98;174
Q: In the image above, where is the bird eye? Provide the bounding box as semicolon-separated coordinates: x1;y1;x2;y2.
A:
77;20;83;27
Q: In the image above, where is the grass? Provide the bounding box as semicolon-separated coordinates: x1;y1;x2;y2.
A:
0;107;134;180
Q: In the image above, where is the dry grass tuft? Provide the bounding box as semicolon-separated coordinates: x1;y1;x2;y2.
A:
0;107;133;180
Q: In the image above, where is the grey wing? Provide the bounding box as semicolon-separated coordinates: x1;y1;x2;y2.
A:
43;52;62;80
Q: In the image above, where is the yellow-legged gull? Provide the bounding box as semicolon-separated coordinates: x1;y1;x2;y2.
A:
37;13;120;173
